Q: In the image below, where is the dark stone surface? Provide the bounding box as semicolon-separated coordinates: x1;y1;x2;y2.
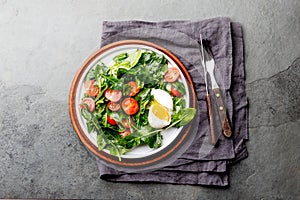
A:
247;58;300;129
0;0;299;199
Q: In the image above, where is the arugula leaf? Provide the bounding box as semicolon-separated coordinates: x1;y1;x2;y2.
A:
130;126;161;138
117;68;128;78
118;135;141;149
86;121;94;133
81;107;92;121
106;142;129;161
81;107;126;160
100;128;122;144
97;133;107;150
173;97;186;112
101;112;108;127
144;133;163;148
113;52;128;63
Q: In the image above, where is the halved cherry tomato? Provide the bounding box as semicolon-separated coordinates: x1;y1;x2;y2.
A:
87;85;99;97
164;67;180;82
84;80;99;97
84;80;95;90
127;81;140;96
104;88;122;102
80;97;95;112
122;98;139;115
108;101;120;111
119;129;131;137
122;119;130;129
107;115;117;126
170;86;183;97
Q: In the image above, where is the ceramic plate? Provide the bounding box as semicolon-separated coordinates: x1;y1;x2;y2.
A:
69;40;196;169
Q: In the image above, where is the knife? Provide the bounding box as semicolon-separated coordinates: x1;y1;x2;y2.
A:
202;44;232;138
198;35;217;145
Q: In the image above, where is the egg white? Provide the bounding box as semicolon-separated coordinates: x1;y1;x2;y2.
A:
148;104;171;129
151;89;173;111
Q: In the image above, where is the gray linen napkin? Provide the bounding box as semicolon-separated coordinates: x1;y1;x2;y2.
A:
96;17;248;186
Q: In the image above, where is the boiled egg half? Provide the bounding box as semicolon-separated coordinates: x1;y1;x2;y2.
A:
148;89;173;129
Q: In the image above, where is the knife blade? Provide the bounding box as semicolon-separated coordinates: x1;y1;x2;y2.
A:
198;35;217;145
202;44;232;138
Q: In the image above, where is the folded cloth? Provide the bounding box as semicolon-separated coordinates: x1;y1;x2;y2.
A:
96;17;248;186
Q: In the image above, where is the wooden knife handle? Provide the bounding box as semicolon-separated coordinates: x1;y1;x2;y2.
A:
212;88;232;138
206;94;217;145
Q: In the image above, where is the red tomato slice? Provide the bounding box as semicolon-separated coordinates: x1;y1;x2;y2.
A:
108;102;120;111
87;85;99;97
107;115;117;126
122;98;139;115
119;129;131;137
80;97;95;112
127;81;140;96
164;67;180;82
104;88;122;102
84;80;99;97
170;86;183;97
84;80;95;90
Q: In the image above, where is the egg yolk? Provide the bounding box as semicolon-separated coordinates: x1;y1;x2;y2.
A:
151;102;170;122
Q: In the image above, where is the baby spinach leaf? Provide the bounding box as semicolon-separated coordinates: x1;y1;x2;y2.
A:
178;108;197;126
128;49;142;67
139;51;154;64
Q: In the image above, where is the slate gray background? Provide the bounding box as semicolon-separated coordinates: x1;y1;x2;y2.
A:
0;0;299;199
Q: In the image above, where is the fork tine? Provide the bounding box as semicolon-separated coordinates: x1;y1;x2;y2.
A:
200;44;212;62
202;40;214;60
197;35;206;68
197;40;204;61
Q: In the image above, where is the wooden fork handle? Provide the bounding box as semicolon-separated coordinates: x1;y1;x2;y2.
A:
212;88;232;138
206;94;217;145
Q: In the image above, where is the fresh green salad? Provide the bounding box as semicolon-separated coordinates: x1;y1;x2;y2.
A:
80;49;196;160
